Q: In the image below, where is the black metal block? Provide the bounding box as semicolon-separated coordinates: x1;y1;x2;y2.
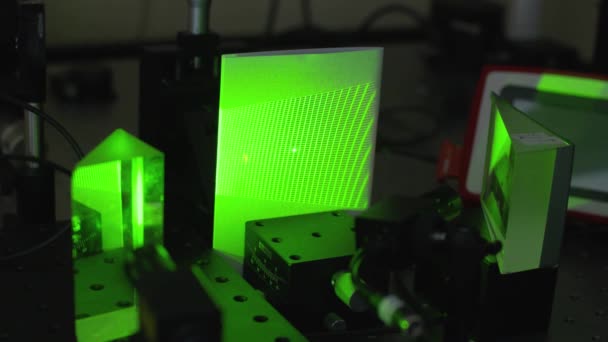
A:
138;45;219;254
244;211;355;310
15;165;55;225
128;246;222;342
477;258;557;341
0;221;74;342
355;186;463;292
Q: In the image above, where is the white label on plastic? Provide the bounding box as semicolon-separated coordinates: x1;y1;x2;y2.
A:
512;132;563;146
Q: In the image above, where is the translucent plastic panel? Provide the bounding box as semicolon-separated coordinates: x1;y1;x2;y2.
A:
214;48;383;258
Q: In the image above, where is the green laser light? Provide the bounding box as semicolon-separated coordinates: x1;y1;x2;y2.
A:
213;47;384;259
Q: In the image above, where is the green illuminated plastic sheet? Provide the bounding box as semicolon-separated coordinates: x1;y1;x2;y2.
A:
482;94;573;274
71;129;164;341
214;48;383;258
537;74;608;99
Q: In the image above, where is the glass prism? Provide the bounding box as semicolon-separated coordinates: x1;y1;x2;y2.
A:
482;94;573;274
71;128;164;341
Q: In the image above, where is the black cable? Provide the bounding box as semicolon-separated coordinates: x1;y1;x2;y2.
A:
359;4;429;34
376;105;441;164
0;93;85;159
0;154;72;176
350;248;373;296
0;220;71;261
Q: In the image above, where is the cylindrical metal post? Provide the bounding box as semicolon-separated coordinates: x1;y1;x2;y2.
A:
189;0;206;35
188;0;209;69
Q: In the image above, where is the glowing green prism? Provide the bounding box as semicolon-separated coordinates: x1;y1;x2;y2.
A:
71;128;164;341
482;94;573;274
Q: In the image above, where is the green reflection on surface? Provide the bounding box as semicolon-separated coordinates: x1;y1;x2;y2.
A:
537;74;608;99
485;109;512;236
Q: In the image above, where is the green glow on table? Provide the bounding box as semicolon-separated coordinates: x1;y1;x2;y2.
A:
537;74;608;99
481;94;573;274
214;48;383;257
72;129;164;341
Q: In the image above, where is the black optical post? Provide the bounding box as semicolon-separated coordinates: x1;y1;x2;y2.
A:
13;2;55;225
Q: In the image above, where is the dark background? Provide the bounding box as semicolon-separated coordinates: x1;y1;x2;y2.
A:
1;1;608;341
